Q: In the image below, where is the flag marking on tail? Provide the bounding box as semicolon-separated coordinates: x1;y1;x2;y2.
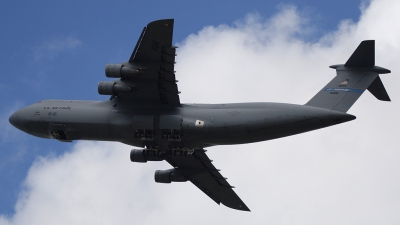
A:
323;88;364;93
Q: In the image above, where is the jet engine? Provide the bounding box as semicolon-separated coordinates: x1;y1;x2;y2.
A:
98;81;132;95
154;169;188;183
130;149;164;163
105;64;144;78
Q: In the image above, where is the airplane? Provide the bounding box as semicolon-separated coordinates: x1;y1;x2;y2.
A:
9;19;391;211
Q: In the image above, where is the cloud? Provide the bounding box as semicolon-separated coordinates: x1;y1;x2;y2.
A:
2;0;400;224
21;36;82;90
32;36;81;61
0;142;165;225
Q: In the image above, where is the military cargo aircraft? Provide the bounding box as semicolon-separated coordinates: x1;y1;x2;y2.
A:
9;19;391;211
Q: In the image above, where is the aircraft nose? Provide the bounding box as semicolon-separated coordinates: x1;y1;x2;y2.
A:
9;106;36;134
9;111;20;129
9;104;50;138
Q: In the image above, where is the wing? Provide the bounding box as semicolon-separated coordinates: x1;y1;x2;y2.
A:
107;19;180;107
165;149;250;211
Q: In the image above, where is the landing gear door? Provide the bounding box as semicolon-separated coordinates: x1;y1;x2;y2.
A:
49;123;73;142
132;115;154;140
160;115;182;141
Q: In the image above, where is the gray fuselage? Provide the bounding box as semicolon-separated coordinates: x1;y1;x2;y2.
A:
9;98;355;150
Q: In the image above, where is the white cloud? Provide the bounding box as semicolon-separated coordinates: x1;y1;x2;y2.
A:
33;36;81;61
22;36;82;89
2;0;400;224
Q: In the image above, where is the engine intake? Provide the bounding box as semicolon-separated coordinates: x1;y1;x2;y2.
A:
105;64;145;78
155;169;188;183
130;149;164;163
98;81;132;95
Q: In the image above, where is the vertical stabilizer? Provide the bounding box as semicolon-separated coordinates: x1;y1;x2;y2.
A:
306;40;391;112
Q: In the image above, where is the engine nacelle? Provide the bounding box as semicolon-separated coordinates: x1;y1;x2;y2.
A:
105;64;145;78
130;149;164;163
98;81;132;95
154;169;188;183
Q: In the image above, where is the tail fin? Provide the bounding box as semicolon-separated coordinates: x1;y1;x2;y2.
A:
306;40;391;112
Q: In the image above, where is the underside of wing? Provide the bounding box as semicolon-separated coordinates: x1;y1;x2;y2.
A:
164;149;250;211
100;19;181;107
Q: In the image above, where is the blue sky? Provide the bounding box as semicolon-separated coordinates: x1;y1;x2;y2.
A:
2;0;400;224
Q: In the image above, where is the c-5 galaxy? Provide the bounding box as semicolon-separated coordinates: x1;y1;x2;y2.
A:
9;19;391;211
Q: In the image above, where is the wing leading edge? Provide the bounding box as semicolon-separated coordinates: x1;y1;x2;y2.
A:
165;149;250;211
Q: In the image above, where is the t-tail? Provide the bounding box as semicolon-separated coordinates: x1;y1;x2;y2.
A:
306;40;391;112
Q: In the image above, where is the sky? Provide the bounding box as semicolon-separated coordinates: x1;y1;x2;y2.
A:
1;0;400;224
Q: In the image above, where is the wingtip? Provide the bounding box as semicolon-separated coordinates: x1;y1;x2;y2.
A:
147;18;174;27
242;207;251;212
222;202;251;212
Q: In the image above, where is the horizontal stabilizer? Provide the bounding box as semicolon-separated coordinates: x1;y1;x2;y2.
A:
367;76;391;101
345;40;374;67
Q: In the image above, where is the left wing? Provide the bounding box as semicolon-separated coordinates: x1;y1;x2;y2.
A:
164;149;250;211
104;19;180;107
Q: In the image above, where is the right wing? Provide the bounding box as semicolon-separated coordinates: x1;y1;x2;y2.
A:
105;19;181;107
165;149;250;211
